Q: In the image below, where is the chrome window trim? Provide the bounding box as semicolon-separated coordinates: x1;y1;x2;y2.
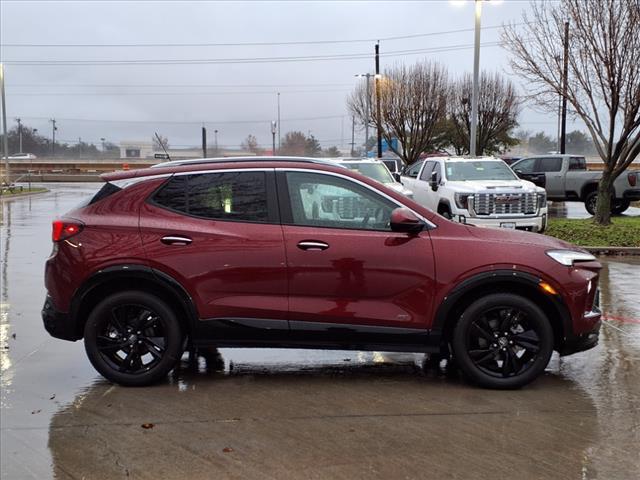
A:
277;167;437;229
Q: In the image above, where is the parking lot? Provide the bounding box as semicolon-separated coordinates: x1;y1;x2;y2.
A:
1;183;639;479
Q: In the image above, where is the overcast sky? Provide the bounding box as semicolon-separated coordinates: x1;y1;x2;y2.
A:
1;0;574;151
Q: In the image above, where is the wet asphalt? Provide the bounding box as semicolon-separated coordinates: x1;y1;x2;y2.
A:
1;184;639;480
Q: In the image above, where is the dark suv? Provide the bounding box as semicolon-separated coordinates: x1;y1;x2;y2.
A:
43;157;602;388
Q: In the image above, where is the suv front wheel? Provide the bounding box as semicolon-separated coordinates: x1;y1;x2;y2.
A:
452;293;554;389
84;291;183;386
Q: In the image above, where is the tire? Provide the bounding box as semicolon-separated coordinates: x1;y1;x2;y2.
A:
439;206;452;219
611;200;630;215
452;293;554;389
84;291;182;386
584;191;598;216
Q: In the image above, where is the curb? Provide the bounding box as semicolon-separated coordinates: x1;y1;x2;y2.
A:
0;189;50;201
581;246;640;255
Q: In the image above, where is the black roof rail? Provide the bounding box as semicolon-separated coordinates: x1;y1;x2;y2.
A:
150;156;336;169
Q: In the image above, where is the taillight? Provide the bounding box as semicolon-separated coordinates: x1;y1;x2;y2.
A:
52;220;84;242
628;172;637;187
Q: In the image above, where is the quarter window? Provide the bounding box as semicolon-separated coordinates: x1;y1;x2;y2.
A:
153;171;269;222
284;171;396;231
569;157;586;171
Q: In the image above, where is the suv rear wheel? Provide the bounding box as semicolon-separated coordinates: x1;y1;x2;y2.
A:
84;291;182;386
452;293;553;389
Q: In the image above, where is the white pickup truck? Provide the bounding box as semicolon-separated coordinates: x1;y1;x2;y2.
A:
401;157;548;232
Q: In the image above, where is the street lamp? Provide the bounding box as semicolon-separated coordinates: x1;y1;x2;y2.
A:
451;0;501;156
354;73;378;156
270;121;277;156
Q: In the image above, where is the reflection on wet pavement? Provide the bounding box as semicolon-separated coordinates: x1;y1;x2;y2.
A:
1;184;639;479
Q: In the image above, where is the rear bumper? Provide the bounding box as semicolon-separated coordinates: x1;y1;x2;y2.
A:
42;295;81;341
559;307;601;356
622;189;640;201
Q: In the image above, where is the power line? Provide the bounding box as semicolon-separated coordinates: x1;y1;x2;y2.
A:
2;41;505;66
1;24;516;48
16;114;347;125
6;82;355;88
7;89;353;97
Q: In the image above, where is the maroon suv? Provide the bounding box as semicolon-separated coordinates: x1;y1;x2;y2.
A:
43;157;602;388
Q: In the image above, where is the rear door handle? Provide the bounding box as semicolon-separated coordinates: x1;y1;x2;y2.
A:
297;240;329;251
161;235;192;246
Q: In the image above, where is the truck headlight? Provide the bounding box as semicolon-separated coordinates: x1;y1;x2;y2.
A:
454;193;473;209
538;192;547;208
546;250;596;266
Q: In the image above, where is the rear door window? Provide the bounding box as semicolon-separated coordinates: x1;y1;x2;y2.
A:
152;171;272;223
537;157;563;172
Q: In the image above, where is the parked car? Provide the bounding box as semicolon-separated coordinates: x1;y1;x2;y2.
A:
401;157;548;233
43;156;601;389
511;155;640;215
329;157;414;198
8;152;37;160
380;157;405;181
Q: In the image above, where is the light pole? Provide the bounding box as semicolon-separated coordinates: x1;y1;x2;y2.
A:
214;129;219;155
270;121;277;156
50;118;57;157
15;117;22;153
277;92;281;152
0;63;9;184
469;0;482;157
355;73;374;156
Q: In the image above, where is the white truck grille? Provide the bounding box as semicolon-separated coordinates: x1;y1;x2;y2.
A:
473;192;537;215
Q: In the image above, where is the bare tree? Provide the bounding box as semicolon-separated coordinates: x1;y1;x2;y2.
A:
152;134;169;151
503;0;640;225
348;61;449;165
446;71;520;156
241;134;263;154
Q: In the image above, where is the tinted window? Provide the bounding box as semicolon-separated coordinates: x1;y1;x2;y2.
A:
342;162;394;184
285;171;396;231
153;171;268;222
513;158;536;173
419;161;435;181
445;161;517;181
569;157;586;171
537;157;562;172
382;160;397;173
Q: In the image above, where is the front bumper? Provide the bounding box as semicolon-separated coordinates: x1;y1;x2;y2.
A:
42;295;81;341
560;307;601;356
453;213;546;232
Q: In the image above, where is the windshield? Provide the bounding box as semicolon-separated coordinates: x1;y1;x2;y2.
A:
343;162;395;184
445;161;517;181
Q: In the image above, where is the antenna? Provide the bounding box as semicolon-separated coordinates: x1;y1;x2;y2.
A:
154;132;171;161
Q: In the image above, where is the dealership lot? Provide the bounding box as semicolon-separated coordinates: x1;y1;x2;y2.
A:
1;183;639;479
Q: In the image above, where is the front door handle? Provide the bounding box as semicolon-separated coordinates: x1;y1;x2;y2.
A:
161;235;192;246
297;240;329;251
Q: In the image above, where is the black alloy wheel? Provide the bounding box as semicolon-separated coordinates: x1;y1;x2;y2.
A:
453;293;553;389
85;291;182;386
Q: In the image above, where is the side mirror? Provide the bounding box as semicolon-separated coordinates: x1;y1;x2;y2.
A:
429;171;439;191
390;208;424;234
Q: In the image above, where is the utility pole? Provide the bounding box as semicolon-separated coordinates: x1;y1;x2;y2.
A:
350;116;355;157
375;42;382;158
271;121;277;156
560;21;569;154
78;137;82;158
470;0;482;157
214;129;218;155
50;118;57;156
202;126;207;158
277;92;281;152
1;63;9;183
16;117;22;153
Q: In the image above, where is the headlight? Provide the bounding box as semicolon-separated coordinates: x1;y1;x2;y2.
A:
538;191;547;208
546;250;596;266
454;193;473;209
